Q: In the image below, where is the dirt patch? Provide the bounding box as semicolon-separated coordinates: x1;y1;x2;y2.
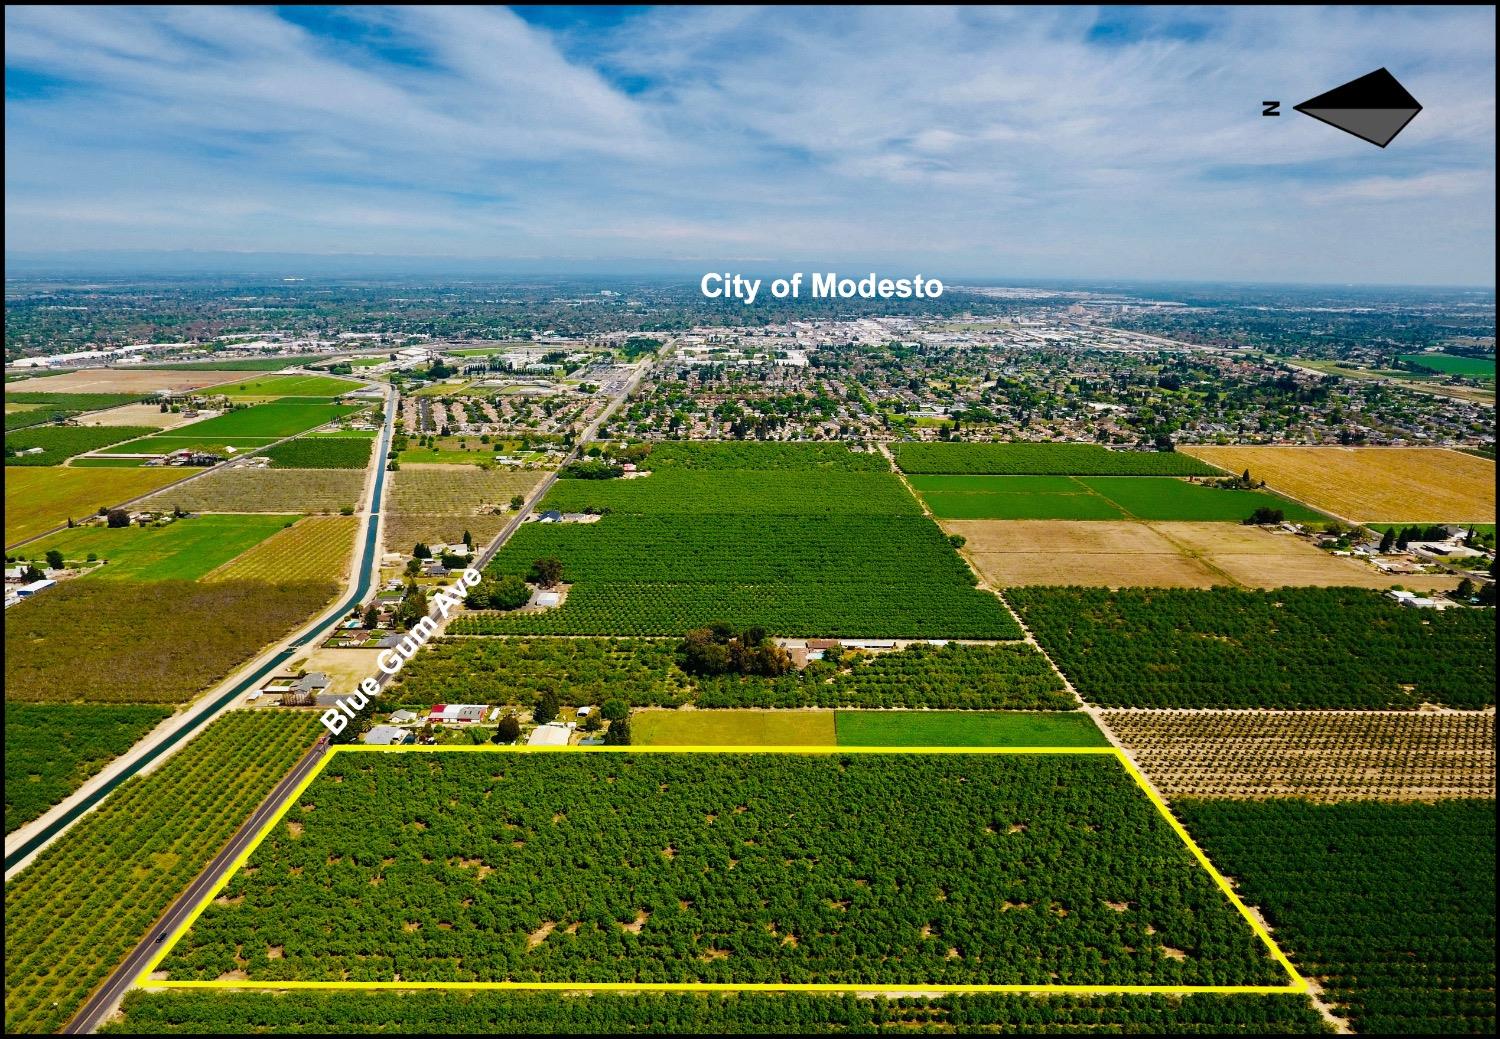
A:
526;921;555;947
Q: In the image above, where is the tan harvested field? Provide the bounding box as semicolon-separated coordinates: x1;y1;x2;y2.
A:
1104;709;1496;801
949;519;1458;591
388;464;543;514
140;468;366;514
1181;446;1495;523
382;513;509;554
952;520;1223;588
1152;523;1463;592
3;368;244;394
77;403;196;428
205;515;358;583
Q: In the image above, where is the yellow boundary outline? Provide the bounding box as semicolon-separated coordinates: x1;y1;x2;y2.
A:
136;745;1308;997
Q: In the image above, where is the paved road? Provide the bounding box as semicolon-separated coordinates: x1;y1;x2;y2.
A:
62;741;329;1034
4;385;394;874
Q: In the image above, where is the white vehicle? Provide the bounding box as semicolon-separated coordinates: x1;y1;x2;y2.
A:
246;690;263;703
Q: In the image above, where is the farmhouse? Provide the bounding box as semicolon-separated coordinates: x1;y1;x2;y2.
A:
429;703;487;725
363;725;414;746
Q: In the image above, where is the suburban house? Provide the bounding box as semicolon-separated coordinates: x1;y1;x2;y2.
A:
389;709;418;725
429;703;488;725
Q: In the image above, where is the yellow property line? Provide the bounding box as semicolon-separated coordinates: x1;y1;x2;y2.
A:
136;744;1309;997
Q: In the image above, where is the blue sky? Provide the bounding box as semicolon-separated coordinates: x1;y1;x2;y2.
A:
4;5;1494;284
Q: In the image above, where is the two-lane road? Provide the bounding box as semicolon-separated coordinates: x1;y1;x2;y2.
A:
62;740;329;1034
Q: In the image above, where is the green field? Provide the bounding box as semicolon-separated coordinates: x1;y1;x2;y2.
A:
834;711;1106;747
95;434;279;456
160;401;360;439
463;460;1018;638
1398;353;1496;379
157;752;1286;987
18;514;295;581
644;442;890;471
894;443;1223;476
5;407;73;431
4;467;193;546
211;374;361;398
395;638;1069;712
1010;586;1496;710
4;712;320;1034
1180;799;1495;1034
632;709;836;745
5;578;339;703
65;457;167;468
2;391;147;410
260;435;373;469
102;990;1328;1034
4;425;159;465
4;703;172;834
909;475;1326;522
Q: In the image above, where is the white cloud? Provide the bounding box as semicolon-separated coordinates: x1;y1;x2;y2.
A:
3;5;1494;283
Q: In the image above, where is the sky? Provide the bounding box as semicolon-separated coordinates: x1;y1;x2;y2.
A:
4;5;1495;285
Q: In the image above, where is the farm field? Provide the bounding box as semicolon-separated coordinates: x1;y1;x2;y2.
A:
910;475;1323;522
396;436;554;465
203;515;359;584
260;433;374;469
5;424;159;465
78;402;196;428
1180;446;1495;523
644;441;890;471
1105;710;1496;801
4;578;339;703
834;711;1106;747
18;513;294;581
156;751;1288;987
546;469;924;516
1180;799;1495;1034
146;401;361;439
954;520;1222;588
467;458;1017;638
951;520;1457;590
1009;587;1496;710
140;468;366;513
1398;352;1496;378
395;638;1071;711
3;703;172;833
3;711;320;1034
140;356;336;371
893;442;1223;476
96;433;280;455
0;368;246;393
387;464;543;514
1156;522;1463;591
102;990;1328;1034
4;465;190;545
3;391;146;411
384;514;509;554
632;709;836;746
5;405;71;430
210;374;361;398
